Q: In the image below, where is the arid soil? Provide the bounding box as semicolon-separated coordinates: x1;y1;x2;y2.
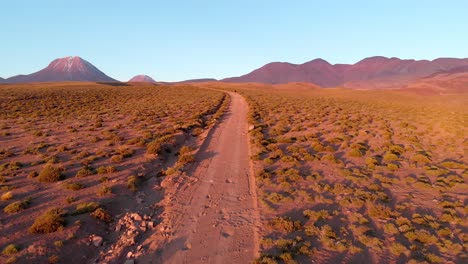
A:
138;91;260;263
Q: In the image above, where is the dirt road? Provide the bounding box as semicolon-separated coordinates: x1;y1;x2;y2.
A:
151;91;260;263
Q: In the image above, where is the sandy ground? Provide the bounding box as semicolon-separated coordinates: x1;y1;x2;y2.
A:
140;91;260;263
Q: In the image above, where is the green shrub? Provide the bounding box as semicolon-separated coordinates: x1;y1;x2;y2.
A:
38;165;64;183
29;208;65;234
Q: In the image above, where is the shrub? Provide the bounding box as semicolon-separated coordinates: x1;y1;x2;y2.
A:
28;171;39;178
97;186;112;196
54;240;64;248
383;152;399;162
96;165;116;174
389;242;407;256
91;207;112;223
178;154;195;164
64;182;83;191
179;146;194;156
4;199;30;214
99;176;109;183
29;208;65;234
1;191;13;201
74;202;99;215
117;147;135;158
127;175;139;192
349;148;363;157
110;154;123;163
411;153;431;165
65;196;76;204
75;166;96;177
2;244;19;255
38;165;64;183
269;216;302;233
48;255;60;264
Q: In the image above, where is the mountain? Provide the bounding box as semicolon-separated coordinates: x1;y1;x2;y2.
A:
175;78;218;84
5;56;118;83
223;57;468;88
128;75;156;83
0;77;4;83
403;69;468;94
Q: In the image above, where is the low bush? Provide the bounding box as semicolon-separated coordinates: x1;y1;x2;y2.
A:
127;175;139;192
2;244;19;255
38;165;64;182
91;207;112;223
29;208;65;234
1;191;13;201
74;202;99;215
96;186;112;196
75;166;96;177
64;182;83;191
4;199;30;214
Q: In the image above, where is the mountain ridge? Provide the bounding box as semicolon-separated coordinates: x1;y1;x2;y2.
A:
223;56;468;88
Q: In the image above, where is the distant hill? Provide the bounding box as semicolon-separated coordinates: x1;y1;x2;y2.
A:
128;75;156;83
403;70;468;94
4;56;118;83
223;57;468;88
174;78;218;84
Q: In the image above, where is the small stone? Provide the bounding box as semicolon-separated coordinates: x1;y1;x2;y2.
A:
148;221;155;229
137;245;143;251
91;235;103;247
126;251;133;259
132;213;143;221
115;223;122;232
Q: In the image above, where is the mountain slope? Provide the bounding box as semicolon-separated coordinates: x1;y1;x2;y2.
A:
223;57;468;88
128;75;156;83
403;70;468;94
6;56;118;83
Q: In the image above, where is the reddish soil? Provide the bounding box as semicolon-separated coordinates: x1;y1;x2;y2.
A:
139;92;260;263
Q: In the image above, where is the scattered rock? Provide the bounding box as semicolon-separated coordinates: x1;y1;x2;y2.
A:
126;251;133;259
91;235;103;247
131;213;143;221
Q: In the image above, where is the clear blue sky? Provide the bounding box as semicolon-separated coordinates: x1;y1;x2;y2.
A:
1;0;467;81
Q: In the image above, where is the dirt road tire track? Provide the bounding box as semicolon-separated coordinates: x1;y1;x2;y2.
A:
144;91;260;263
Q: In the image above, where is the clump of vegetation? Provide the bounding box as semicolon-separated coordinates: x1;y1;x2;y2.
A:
96;186;112;196
75;166;96;177
74;202;99;215
29;208;65;234
96;165;116;174
4;199;30;214
2;244;19;256
1;191;13;201
37;165;64;183
64;182;83;191
127;175;139;192
91;207;112;223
